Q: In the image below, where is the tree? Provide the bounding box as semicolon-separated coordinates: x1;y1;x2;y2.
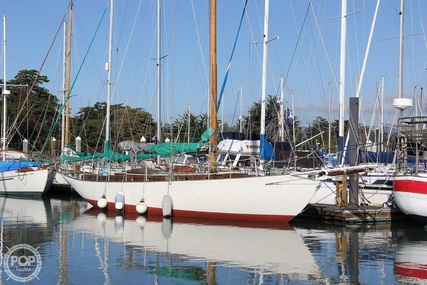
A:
243;95;297;142
70;103;156;152
171;111;209;143
303;118;350;153
2;69;60;153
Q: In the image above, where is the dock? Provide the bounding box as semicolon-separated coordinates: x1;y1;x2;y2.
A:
296;203;410;225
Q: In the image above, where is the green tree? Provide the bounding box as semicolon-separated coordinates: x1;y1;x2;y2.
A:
171;111;209;143
242;95;297;142
70;103;156;153
2;69;60;153
111;105;156;149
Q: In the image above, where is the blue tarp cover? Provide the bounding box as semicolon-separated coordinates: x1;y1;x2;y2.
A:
0;161;40;172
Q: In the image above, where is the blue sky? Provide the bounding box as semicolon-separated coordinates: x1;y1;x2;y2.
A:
1;0;427;132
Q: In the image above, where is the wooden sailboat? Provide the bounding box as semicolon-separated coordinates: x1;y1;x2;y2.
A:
61;0;322;223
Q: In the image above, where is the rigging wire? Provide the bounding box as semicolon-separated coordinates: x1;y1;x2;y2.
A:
217;0;248;111
6;13;67;151
283;2;310;86
41;3;110;157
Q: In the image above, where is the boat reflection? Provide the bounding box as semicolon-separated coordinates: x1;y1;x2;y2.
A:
0;195;58;226
395;229;427;284
66;209;323;282
295;222;398;284
1;196;422;283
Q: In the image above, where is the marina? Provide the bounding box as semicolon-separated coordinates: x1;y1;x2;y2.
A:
0;0;426;283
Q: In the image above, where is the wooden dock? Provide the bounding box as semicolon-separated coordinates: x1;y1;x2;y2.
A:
296;203;410;225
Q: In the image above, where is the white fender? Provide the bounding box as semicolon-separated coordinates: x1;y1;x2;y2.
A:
114;215;124;233
97;195;107;208
115;191;125;211
136;199;148;214
161;194;173;217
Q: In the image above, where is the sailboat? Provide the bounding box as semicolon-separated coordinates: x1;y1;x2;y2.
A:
308;0;395;207
392;0;427;225
61;0;323;223
0;16;54;195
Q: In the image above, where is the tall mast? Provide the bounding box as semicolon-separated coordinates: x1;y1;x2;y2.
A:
156;0;162;164
260;0;270;164
338;0;347;165
157;0;161;146
209;0;218;172
105;0;113;156
2;16;8;160
398;0;404;105
61;20;66;151
392;0;412;114
64;2;73;148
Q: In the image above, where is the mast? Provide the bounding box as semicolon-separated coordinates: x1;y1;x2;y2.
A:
392;0;412;114
398;0;404;109
61;20;66;151
209;0;218;172
239;83;243;133
279;75;284;141
380;76;384;152
338;0;347;165
105;0;113;156
64;2;73;148
328;82;332;155
260;0;269;163
2;16;9;160
187;105;190;143
156;0;161;147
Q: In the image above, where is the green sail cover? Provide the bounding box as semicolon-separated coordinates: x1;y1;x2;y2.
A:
60;127;214;162
60;151;157;163
145;127;213;155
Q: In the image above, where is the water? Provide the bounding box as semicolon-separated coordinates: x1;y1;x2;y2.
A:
0;193;426;284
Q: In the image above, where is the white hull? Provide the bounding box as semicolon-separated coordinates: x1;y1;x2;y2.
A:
62;173;320;222
66;211;322;279
0;167;54;195
394;175;427;224
53;171;70;187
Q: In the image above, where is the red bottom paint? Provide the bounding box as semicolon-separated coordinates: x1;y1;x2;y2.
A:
87;199;295;223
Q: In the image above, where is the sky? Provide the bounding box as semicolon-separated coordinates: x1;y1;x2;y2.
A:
1;0;427;136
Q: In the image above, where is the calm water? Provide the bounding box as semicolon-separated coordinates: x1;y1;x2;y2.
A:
0;192;426;284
